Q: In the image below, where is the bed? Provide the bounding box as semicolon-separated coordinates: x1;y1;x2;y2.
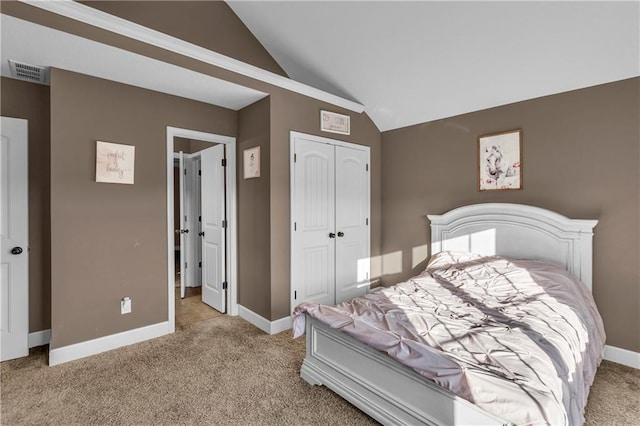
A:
293;203;605;426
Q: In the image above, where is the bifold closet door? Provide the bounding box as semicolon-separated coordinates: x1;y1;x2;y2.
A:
334;146;369;304
292;139;336;306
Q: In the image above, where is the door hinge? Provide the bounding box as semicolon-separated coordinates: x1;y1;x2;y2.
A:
199;215;201;222
294;291;297;300
366;163;369;171
222;158;227;167
366;218;369;225
199;261;202;268
222;281;228;290
294;153;297;162
184;169;187;175
185;262;187;269
294;222;297;231
222;220;227;229
198;169;201;176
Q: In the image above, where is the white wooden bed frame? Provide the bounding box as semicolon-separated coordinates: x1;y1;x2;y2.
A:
300;203;597;426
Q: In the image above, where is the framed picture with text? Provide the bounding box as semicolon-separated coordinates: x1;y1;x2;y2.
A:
95;141;135;184
320;110;350;135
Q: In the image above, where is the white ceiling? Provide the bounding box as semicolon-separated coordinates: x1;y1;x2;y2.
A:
1;14;268;111
229;1;640;131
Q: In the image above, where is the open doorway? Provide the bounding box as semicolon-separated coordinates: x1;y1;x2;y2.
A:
166;127;238;334
174;142;216;327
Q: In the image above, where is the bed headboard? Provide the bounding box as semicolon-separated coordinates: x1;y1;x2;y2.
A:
427;203;598;290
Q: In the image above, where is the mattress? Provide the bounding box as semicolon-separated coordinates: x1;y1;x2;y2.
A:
293;251;606;425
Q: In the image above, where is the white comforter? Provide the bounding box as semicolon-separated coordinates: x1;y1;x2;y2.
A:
293;251;606;425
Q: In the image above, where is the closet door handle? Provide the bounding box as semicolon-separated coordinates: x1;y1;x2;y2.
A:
329;233;336;239
337;232;344;237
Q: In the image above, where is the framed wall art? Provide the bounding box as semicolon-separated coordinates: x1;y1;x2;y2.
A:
95;141;135;184
478;129;522;191
321;110;351;135
243;146;261;179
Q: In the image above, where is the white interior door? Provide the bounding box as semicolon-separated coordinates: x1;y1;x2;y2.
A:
179;151;186;299
183;157;201;289
335;146;370;303
292;138;336;306
1;117;29;361
200;144;226;312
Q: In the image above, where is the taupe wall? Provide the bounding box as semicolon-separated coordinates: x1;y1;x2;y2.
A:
238;97;271;318
381;78;640;352
2;0;384;328
80;1;287;78
0;77;51;333
235;90;383;321
269;90;382;320
4;2;632;349
49;68;237;348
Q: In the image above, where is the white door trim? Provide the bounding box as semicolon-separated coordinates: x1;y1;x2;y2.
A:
166;127;238;334
289;131;371;313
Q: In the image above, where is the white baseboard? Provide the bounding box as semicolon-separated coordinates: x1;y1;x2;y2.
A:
28;329;51;348
49;321;170;366
238;305;292;335
604;345;640;369
271;315;292;334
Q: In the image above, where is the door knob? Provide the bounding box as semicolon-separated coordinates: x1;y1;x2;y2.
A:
198;232;205;237
329;233;336;238
11;247;23;255
337;232;344;237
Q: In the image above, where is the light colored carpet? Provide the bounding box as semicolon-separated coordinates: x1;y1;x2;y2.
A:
175;287;223;329
1;315;638;425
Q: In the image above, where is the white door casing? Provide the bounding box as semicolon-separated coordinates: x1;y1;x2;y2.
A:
292;138;336;306
0;117;29;361
167;127;237;333
335;146;369;303
200;144;226;312
290;132;370;311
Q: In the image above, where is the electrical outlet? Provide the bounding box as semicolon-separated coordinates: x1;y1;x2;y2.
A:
121;297;132;314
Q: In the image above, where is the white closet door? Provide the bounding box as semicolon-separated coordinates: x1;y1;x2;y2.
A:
335;146;369;303
200;144;226;313
292;138;336;306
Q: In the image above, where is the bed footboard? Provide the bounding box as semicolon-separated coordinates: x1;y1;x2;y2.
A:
301;316;510;426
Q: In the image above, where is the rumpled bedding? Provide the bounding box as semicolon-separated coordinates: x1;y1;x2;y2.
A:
293;251;606;426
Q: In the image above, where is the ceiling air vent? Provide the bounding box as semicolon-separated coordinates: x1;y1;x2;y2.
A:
8;59;49;85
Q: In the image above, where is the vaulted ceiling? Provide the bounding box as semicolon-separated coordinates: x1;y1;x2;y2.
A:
228;1;640;132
